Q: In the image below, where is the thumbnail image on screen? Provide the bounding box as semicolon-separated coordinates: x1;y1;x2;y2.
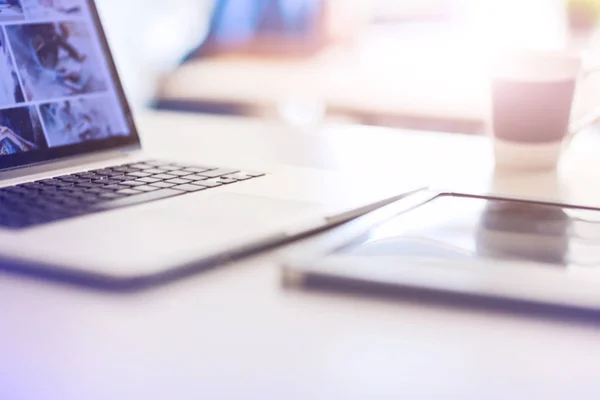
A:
39;95;127;147
0;105;47;155
6;21;109;101
0;28;24;106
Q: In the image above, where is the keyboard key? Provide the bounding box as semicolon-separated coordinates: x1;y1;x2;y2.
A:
158;165;180;171
192;179;222;188
55;176;82;183
143;168;165;174
184;167;211;173
151;174;176;180
120;180;145;187
20;190;40;198
39;186;60;192
127;171;151;178
185;174;208;181
172;184;206;192
110;175;131;181
93;179;120;186
116;189;142;196
75;182;104;189
6;186;30;194
136;177;161;184
94;189;183;210
243;171;266;177
21;183;46;190
111;166;139;173
37;179;64;186
214;177;238;185
45;189;68;196
150;182;176;188
196;168;239;178
105;171;125;177
224;172;254;181
165;178;192;185
75;172;101;179
103;184;126;190
127;163;154;170
134;185;160;192
90;169;114;176
60;177;91;184
56;186;80;192
53;181;76;187
168;170;194;177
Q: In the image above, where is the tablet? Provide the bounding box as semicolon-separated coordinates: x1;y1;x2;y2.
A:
282;190;600;312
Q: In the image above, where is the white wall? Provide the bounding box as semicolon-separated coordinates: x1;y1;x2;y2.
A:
94;0;214;109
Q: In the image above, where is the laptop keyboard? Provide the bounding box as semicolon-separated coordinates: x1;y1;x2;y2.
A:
0;160;264;229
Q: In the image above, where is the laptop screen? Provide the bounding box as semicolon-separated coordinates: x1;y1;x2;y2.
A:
0;0;137;171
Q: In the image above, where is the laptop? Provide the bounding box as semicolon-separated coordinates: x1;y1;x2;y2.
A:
0;0;420;289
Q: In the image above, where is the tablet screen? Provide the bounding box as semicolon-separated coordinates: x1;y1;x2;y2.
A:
338;195;600;268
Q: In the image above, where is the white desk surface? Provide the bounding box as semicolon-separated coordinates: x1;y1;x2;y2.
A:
2;111;600;399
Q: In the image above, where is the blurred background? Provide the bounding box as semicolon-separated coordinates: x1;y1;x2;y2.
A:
95;0;600;134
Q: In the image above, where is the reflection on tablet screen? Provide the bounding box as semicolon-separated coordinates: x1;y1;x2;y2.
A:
339;196;600;267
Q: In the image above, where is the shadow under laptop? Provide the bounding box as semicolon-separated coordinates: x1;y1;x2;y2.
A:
0;253;256;296
0;250;252;295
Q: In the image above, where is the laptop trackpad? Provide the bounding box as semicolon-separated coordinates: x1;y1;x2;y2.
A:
19;193;326;273
110;193;327;267
157;192;325;226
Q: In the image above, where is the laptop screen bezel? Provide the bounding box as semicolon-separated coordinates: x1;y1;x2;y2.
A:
0;0;141;172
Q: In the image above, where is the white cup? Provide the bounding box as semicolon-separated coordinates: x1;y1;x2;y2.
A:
490;51;596;170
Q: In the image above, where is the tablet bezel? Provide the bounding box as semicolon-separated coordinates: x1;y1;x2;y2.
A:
282;190;600;312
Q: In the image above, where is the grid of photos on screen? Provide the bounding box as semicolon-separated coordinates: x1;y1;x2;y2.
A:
0;0;129;158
